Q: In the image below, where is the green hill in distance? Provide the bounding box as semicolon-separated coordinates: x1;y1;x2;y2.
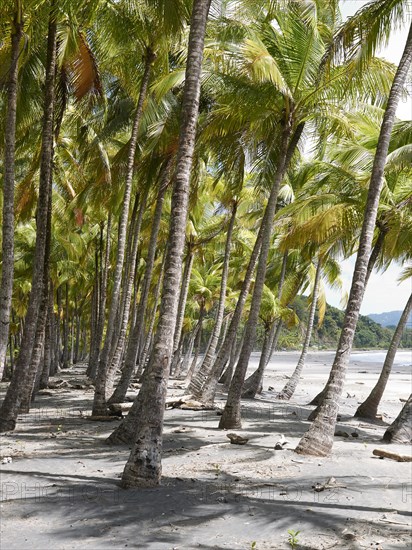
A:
275;296;412;350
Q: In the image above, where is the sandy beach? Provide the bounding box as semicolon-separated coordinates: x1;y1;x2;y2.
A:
1;350;411;549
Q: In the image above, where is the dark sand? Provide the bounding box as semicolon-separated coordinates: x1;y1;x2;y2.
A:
1;350;411;549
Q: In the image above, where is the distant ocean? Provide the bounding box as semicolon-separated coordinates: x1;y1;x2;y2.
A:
351;350;412;367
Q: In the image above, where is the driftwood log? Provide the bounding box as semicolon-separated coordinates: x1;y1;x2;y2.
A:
372;448;412;462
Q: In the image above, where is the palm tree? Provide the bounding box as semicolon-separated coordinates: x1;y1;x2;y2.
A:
0;1;57;431
355;288;412;419
383;394;412;444
0;1;23;380
295;11;412;456
120;0;212;488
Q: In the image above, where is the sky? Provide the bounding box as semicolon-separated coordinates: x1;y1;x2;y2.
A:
318;2;412;315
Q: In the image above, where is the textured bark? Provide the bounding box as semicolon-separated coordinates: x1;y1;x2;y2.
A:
296;25;412;456
242;319;282;397
184;304;205;385
383;394;412;444
0;8;57;431
92;48;155;416
190;228;263;401
278;259;322;400
355;292;412;419
219;118;294;430
61;283;70;368
105;192;147;399
171;248;194;359
190;204;237;397
242;250;288;398
40;288;54;388
133;161;171;365
0;11;23;379
115;2;212;488
88;217;111;379
137;256;165;375
108;177;170;403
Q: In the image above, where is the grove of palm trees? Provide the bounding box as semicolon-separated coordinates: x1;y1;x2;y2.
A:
0;0;411;548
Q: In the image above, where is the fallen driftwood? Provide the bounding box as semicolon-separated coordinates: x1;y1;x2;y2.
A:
372;449;412;462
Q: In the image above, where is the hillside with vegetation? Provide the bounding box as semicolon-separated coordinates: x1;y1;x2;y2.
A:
275;296;412;350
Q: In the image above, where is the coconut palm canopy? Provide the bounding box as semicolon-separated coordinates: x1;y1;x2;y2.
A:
0;0;411;490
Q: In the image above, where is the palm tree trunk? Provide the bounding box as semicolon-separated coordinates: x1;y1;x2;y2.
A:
0;7;57;432
92;47;155;416
190;228;263;402
382;394;412;444
118;1;212;488
278;259;322;400
0;9;23;380
355;292;412;419
171;247;194;361
40;287;54;388
62;283;70;369
184;304;205;385
190;203;237;397
242;250;289;397
105;192;147;399
219;117;294;430
88;217;111;379
296;24;412;457
133;160;171;364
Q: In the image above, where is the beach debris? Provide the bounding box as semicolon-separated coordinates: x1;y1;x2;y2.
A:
351;432;359;438
47;379;69;389
171;426;193;434
268;386;275;391
312;477;347;492
226;433;249;445
274;434;289;450
346;392;355;398
372;449;412;462
1;457;12;464
342;531;356;540
334;430;350;438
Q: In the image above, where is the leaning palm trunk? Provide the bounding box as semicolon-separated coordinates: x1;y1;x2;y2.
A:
296;25;412;456
0;9;57;432
110;3;212;485
219;118;295;430
184;305;205;385
382;394;412;444
355;292;412;419
0;11;23;379
133;160;171;362
242;250;288;397
189;203;237;397
87;217;112;379
137;255;166;374
242;319;282;397
170;248;194;369
308;229;387;407
278;259;322;400
105;193;147;399
108;175;169;404
92;48;155;417
191;228;263;402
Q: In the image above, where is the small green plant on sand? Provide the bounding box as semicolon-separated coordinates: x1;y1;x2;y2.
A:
287;529;300;549
250;542;256;550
